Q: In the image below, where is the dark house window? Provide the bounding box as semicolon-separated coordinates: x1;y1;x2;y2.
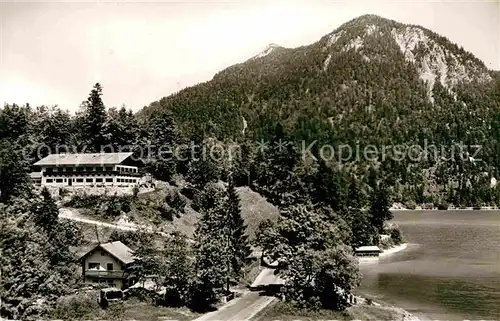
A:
88;263;99;269
105;178;113;183
86;178;93;183
76;178;84;183
96;178;103;183
106;263;113;271
105;167;113;171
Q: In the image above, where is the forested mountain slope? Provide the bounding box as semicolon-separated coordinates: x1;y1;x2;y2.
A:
139;14;500;207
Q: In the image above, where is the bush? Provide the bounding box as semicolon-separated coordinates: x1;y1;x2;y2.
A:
50;292;100;320
379;237;394;249
65;193;102;208
159;204;175;221
180;186;196;199
403;200;416;210
389;228;404;245
59;187;69;197
65;194;133;219
437;202;448;210
165;190;186;214
132;185;140;198
192;183;225;212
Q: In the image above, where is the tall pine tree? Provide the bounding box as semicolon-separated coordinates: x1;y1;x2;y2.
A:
32;187;58;232
192;202;230;310
368;180;393;234
225;177;251;285
80;83;107;152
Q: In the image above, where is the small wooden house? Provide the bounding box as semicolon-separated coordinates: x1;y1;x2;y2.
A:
79;241;135;289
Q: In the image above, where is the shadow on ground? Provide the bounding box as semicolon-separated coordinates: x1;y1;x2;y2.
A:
248;284;283;297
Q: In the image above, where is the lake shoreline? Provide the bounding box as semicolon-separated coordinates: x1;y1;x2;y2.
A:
390;203;499;211
358;297;430;321
357;243;429;321
358;243;408;264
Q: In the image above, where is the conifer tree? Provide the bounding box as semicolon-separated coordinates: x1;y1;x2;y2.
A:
226;177;251;282
163;231;193;307
32;187;58;232
191;203;230;310
80;83;107;152
368;180;393;234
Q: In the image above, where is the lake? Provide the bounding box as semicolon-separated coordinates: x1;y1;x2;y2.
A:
357;210;500;321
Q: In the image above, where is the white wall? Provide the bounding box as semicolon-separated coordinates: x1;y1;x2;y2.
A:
40;164;140;188
83;248;126;289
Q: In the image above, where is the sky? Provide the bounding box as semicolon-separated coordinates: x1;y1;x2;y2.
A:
0;0;499;112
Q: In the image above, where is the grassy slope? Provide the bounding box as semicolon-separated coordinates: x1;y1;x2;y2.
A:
77;182;281;242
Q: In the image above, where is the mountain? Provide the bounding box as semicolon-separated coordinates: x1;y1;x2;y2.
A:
251;43;285;60
139;14;500;206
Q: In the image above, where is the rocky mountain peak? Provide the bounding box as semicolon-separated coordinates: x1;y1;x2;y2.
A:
252;43;283;59
322;14;492;102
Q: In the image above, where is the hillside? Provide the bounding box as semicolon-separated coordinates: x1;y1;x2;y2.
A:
139;14;500;207
71;182;280;242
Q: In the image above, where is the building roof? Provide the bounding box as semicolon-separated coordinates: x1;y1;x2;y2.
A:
80;241;135;264
33;152;134;166
355;246;381;252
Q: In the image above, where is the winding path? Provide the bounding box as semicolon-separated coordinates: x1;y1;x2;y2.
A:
59;207;281;320
59;208;142;232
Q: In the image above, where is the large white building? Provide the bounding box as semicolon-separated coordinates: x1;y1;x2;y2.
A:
33;152;143;188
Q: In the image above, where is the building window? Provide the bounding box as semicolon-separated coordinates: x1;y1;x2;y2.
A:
85;178;93;183
66;167;73;172
106;263;113;271
88;263;99;269
56;179;63;183
105;166;113;171
85;167;93;172
76;178;84;183
100;251;107;256
105;178;113;183
46;168;53;173
96;178;103;183
46;179;53;183
95;167;103;171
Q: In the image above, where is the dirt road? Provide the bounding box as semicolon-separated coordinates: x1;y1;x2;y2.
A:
59;208;141;232
60;207;281;320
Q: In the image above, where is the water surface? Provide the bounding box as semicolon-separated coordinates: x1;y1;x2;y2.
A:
357;210;500;321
